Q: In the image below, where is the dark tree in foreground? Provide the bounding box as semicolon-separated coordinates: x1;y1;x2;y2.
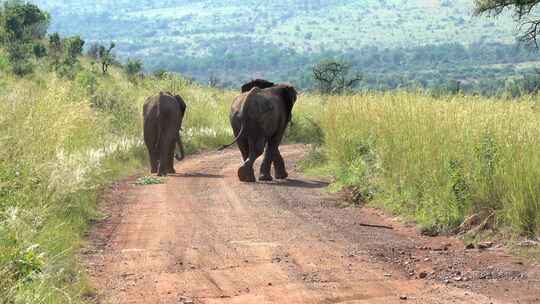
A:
98;42;116;74
475;0;540;45
312;60;361;94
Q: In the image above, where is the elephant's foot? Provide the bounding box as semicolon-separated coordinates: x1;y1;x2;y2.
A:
151;168;158;174
274;169;288;180
157;172;168;177
168;167;176;174
259;173;273;182
238;166;256;183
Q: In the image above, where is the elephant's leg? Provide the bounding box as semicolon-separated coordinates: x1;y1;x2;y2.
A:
238;137;249;162
150;149;159;174
273;148;288;180
144;123;159;174
158;132;174;176
167;138;176;174
259;144;273;181
238;137;265;182
269;133;287;180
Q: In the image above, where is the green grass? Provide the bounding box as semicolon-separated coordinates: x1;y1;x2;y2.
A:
301;92;540;237
0;60;235;303
135;176;164;185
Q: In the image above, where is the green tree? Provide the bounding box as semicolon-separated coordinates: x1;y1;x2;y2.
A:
124;58;143;79
0;1;50;76
64;36;84;62
98;42;116;74
0;1;50;43
475;0;540;45
32;42;46;58
312;59;362;94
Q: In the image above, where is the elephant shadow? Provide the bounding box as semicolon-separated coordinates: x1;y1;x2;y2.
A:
270;178;329;189
172;172;225;179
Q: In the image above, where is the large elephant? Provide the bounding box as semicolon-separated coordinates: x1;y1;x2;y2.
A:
143;92;187;176
220;80;298;182
241;79;275;93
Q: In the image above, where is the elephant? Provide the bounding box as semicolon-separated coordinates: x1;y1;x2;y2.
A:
241;79;275;93
220;80;297;182
143;92;187;176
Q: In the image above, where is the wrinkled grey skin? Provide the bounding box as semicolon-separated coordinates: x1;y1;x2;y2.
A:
221;81;297;182
143;92;187;176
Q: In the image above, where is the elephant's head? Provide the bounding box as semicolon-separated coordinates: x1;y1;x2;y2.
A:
173;94;187;161
241;79;275;93
276;84;297;123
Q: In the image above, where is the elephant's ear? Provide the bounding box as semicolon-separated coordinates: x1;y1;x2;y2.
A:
174;95;187;113
277;85;297;123
241;79;275;93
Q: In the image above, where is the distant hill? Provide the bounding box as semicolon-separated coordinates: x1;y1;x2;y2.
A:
33;0;536;92
35;0;517;53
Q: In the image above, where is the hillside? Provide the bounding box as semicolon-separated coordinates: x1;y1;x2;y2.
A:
32;0;532;91
35;0;516;53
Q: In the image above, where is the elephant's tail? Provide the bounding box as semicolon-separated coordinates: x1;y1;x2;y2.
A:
218;123;244;151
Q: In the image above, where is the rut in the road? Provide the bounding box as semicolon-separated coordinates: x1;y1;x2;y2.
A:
84;145;539;304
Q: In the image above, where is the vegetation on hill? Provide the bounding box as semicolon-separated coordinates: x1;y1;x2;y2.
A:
33;0;540;94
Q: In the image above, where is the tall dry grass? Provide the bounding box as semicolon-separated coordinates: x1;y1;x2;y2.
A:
0;66;236;303
309;92;540;236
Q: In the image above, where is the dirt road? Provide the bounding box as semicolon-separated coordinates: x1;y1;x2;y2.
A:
85;145;540;304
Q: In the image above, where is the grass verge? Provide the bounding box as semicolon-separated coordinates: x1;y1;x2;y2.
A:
300;92;540;238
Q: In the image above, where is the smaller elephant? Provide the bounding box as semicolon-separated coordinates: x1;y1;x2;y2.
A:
220;80;297;182
143;92;187;176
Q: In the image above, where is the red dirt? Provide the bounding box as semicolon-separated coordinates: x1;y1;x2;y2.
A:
83;144;540;304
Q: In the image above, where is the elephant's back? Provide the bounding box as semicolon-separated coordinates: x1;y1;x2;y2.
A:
143;95;159;118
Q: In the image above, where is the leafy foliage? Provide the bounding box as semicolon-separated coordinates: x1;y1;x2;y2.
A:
98;42;115;74
135;176;164;185
124;58;143;79
475;0;540;45
312;60;361;94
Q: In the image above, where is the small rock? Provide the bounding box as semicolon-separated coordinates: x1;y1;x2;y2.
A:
384;273;392;277
454;276;463;281
419;272;428;279
465;243;475;250
268;282;272;286
399;295;408;300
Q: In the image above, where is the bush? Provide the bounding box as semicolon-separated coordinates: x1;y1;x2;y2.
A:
125;58;143;78
31;43;46;58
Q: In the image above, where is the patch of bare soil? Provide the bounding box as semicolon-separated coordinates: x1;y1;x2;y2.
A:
83;144;540;304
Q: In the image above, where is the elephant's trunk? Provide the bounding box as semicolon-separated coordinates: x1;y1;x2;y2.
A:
175;133;185;161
